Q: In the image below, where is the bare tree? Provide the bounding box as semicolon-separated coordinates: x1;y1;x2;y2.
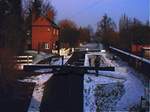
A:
42;1;56;21
96;14;116;46
119;14;150;50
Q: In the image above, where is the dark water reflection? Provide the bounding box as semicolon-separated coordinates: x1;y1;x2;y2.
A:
40;73;83;112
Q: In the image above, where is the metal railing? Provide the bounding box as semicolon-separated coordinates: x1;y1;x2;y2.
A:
17;56;33;64
16;55;33;69
110;46;150;77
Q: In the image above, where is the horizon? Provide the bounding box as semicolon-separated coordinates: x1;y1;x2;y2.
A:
50;0;149;30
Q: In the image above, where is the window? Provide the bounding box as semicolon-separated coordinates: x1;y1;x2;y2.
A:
53;29;55;35
44;43;49;49
56;30;59;36
47;28;50;32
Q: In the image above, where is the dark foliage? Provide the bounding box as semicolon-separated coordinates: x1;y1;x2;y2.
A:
96;14;116;46
96;14;150;50
59;19;80;48
119;15;150;50
78;26;92;43
0;0;25;54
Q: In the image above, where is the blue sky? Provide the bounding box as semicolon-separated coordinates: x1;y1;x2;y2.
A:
51;0;149;30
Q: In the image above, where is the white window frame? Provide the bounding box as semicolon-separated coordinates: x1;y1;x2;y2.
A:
45;43;49;49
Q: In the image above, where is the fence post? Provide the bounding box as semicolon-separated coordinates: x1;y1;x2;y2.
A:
27;56;29;64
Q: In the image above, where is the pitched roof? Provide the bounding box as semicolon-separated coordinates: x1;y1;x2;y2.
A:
32;15;59;29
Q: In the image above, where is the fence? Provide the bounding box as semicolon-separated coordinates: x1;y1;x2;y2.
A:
110;46;150;78
16;55;33;69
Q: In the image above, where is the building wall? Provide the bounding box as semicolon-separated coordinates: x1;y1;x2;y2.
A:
132;44;150;53
131;44;150;59
143;50;150;59
32;17;59;53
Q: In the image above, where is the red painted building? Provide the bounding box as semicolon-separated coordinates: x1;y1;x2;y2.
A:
131;44;150;53
131;44;150;59
32;15;59;53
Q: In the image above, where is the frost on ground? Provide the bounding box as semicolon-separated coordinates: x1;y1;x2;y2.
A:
19;73;53;112
95;83;125;111
25;50;54;64
19;55;71;112
50;55;71;65
84;74;125;112
84;52;145;112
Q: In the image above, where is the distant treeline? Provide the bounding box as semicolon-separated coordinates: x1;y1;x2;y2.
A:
95;14;150;51
57;14;150;50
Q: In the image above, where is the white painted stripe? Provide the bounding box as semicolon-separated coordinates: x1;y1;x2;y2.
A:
17;60;33;62
17;56;33;58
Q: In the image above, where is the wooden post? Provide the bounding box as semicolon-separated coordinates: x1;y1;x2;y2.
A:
140;96;146;111
62;56;64;65
27;56;29;64
38;42;41;54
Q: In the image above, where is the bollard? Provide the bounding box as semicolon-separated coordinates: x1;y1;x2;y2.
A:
62;56;64;65
140;96;147;112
